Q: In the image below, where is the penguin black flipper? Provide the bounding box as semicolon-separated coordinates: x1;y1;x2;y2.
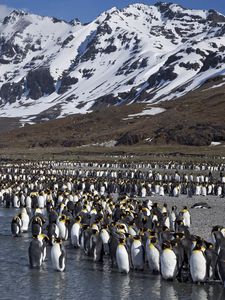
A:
59;244;66;270
141;244;145;263
11;222;20;237
155;243;162;253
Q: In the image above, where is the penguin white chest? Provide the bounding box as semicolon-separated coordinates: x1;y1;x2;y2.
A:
147;245;160;272
58;222;68;240
51;244;65;272
71;223;80;247
21;213;29;232
100;229;110;244
116;245;130;273
131;241;144;270
183;212;191;228
190;251;206;282
160;249;177;280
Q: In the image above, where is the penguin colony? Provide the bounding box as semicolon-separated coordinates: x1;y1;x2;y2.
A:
2;159;225;286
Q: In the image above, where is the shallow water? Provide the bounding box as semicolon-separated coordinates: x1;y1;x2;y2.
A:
0;208;224;300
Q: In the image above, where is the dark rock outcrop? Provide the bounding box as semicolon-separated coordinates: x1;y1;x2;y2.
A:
116;132;147;145
26;68;55;100
0;81;24;104
58;75;78;94
154;124;225;146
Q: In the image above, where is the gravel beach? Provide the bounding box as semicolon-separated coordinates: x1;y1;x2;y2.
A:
144;194;225;241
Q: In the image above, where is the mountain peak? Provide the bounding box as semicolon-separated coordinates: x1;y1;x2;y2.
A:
2;9;28;25
69;17;82;26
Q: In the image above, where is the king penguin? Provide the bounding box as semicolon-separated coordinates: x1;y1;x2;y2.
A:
28;235;43;268
131;235;145;270
146;236;160;273
38;234;49;262
11;215;22;237
100;225;110;255
190;241;207;283
57;215;69;241
160;241;178;280
70;216;82;247
20;208;30;233
116;237;130;274
51;238;66;272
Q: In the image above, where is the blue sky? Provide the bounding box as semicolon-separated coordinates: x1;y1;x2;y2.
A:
1;0;225;22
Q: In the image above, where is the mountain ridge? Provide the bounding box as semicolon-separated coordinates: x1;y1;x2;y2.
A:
0;2;225;126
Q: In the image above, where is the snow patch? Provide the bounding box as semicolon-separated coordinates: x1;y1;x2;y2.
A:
123;107;166;120
210;142;222;146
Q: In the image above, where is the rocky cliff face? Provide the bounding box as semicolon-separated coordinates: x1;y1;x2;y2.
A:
0;4;225;123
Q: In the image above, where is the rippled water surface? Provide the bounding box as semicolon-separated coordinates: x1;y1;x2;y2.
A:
0;208;224;300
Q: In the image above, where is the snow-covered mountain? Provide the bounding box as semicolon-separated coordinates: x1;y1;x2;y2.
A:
1;2;225;124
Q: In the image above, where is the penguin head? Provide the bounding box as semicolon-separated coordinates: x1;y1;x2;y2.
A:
205;241;214;250
119;237;126;245
81;224;89;230
212;225;223;234
162;225;169;232
101;224;108;230
92;229;98;235
176;219;184;226
75;216;82;223
133;235;141;241
150;237;157;244
171;239;179;248
148;230;156;238
193;241;204;252
162;241;172;250
38;234;49;242
174;232;184;240
59;214;67;222
54;238;63;244
171;206;177;211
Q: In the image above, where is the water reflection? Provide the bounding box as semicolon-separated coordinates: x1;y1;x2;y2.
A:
161;282;178;300
117;274;131;300
191;285;208;300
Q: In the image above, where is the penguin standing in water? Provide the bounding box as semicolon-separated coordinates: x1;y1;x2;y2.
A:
51;239;66;272
57;215;69;241
131;235;145;270
30;216;43;236
109;229;120;267
70;216;82;248
146;236;160;273
90;229;104;262
11;215;22;237
160;241;178;280
100;225;110;255
29;209;46;236
20;208;30;233
38;234;49;262
190;241;207;283
28;235;43;268
47;222;59;246
116;237;130;274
